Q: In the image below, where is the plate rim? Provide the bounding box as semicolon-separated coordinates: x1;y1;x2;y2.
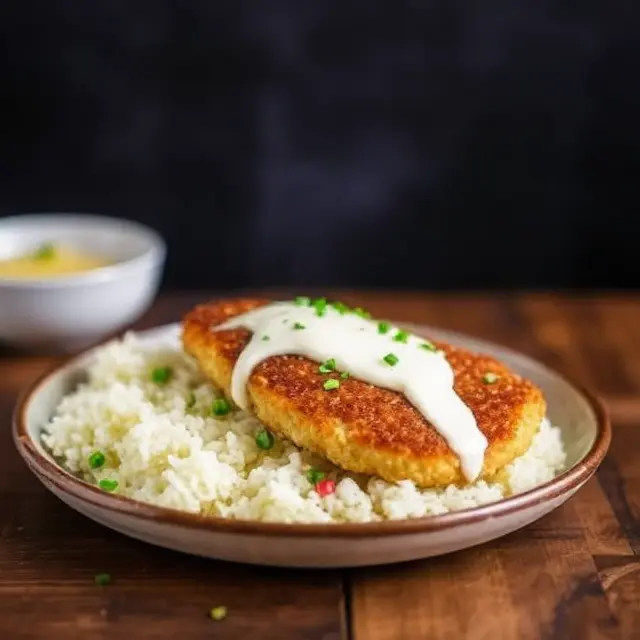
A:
13;321;611;538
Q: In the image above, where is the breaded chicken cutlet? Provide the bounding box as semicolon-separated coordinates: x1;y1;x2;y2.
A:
182;298;546;488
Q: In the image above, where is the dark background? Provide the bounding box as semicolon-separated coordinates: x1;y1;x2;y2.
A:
1;1;638;291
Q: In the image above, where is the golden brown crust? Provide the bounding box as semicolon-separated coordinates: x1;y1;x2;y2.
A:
182;298;546;488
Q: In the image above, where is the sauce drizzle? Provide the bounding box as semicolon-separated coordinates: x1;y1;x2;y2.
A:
218;302;488;481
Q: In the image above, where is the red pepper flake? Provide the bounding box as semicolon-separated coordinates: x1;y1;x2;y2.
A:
315;478;336;497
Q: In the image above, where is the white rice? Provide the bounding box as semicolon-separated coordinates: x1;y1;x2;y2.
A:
42;334;567;524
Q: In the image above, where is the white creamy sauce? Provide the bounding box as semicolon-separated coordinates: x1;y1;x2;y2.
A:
217;302;488;481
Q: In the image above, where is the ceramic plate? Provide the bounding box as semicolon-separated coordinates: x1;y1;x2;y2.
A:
13;323;610;568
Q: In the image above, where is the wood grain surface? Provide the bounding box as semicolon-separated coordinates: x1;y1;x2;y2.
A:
1;292;638;639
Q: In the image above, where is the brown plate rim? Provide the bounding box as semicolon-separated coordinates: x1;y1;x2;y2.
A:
13;323;611;539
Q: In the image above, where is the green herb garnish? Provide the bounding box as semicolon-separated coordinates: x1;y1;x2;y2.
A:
323;379;340;391
261;335;270;341
294;296;311;306
420;341;437;352
98;479;118;492
482;372;499;384
340;371;350;380
94;573;111;586
151;366;172;384
353;307;371;319
393;330;409;343
383;353;399;367
88;451;105;470
306;469;326;484
210;606;228;621
312;297;328;317
331;301;349;314
186;392;196;409
318;358;337;374
293;322;306;330
212;398;231;416
378;322;390;335
255;429;275;450
32;243;55;260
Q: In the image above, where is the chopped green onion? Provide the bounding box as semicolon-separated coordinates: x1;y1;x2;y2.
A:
306;469;326;484
94;573;111;586
353;307;371;319
340;371;350;380
318;358;337;374
323;379;340;391
483;372;499;384
393;330;409;343
294;296;311;306
88;451;105;470
378;321;390;335
420;341;437;352
383;353;399;367
312;297;328;317
186;392;196;409
331;301;349;314
261;335;270;341
293;322;306;330
255;429;274;450
32;243;55;260
151;366;172;384
212;398;231;416
210;606;227;621
98;479;118;492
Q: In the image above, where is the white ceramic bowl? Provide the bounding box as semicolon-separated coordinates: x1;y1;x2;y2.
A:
0;214;165;350
13;323;610;568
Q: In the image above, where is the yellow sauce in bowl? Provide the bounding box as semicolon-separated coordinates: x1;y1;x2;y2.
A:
0;243;110;279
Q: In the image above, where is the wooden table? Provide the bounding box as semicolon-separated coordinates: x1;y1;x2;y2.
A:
1;292;638;639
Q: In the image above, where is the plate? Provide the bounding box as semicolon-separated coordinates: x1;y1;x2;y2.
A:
13;323;610;568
